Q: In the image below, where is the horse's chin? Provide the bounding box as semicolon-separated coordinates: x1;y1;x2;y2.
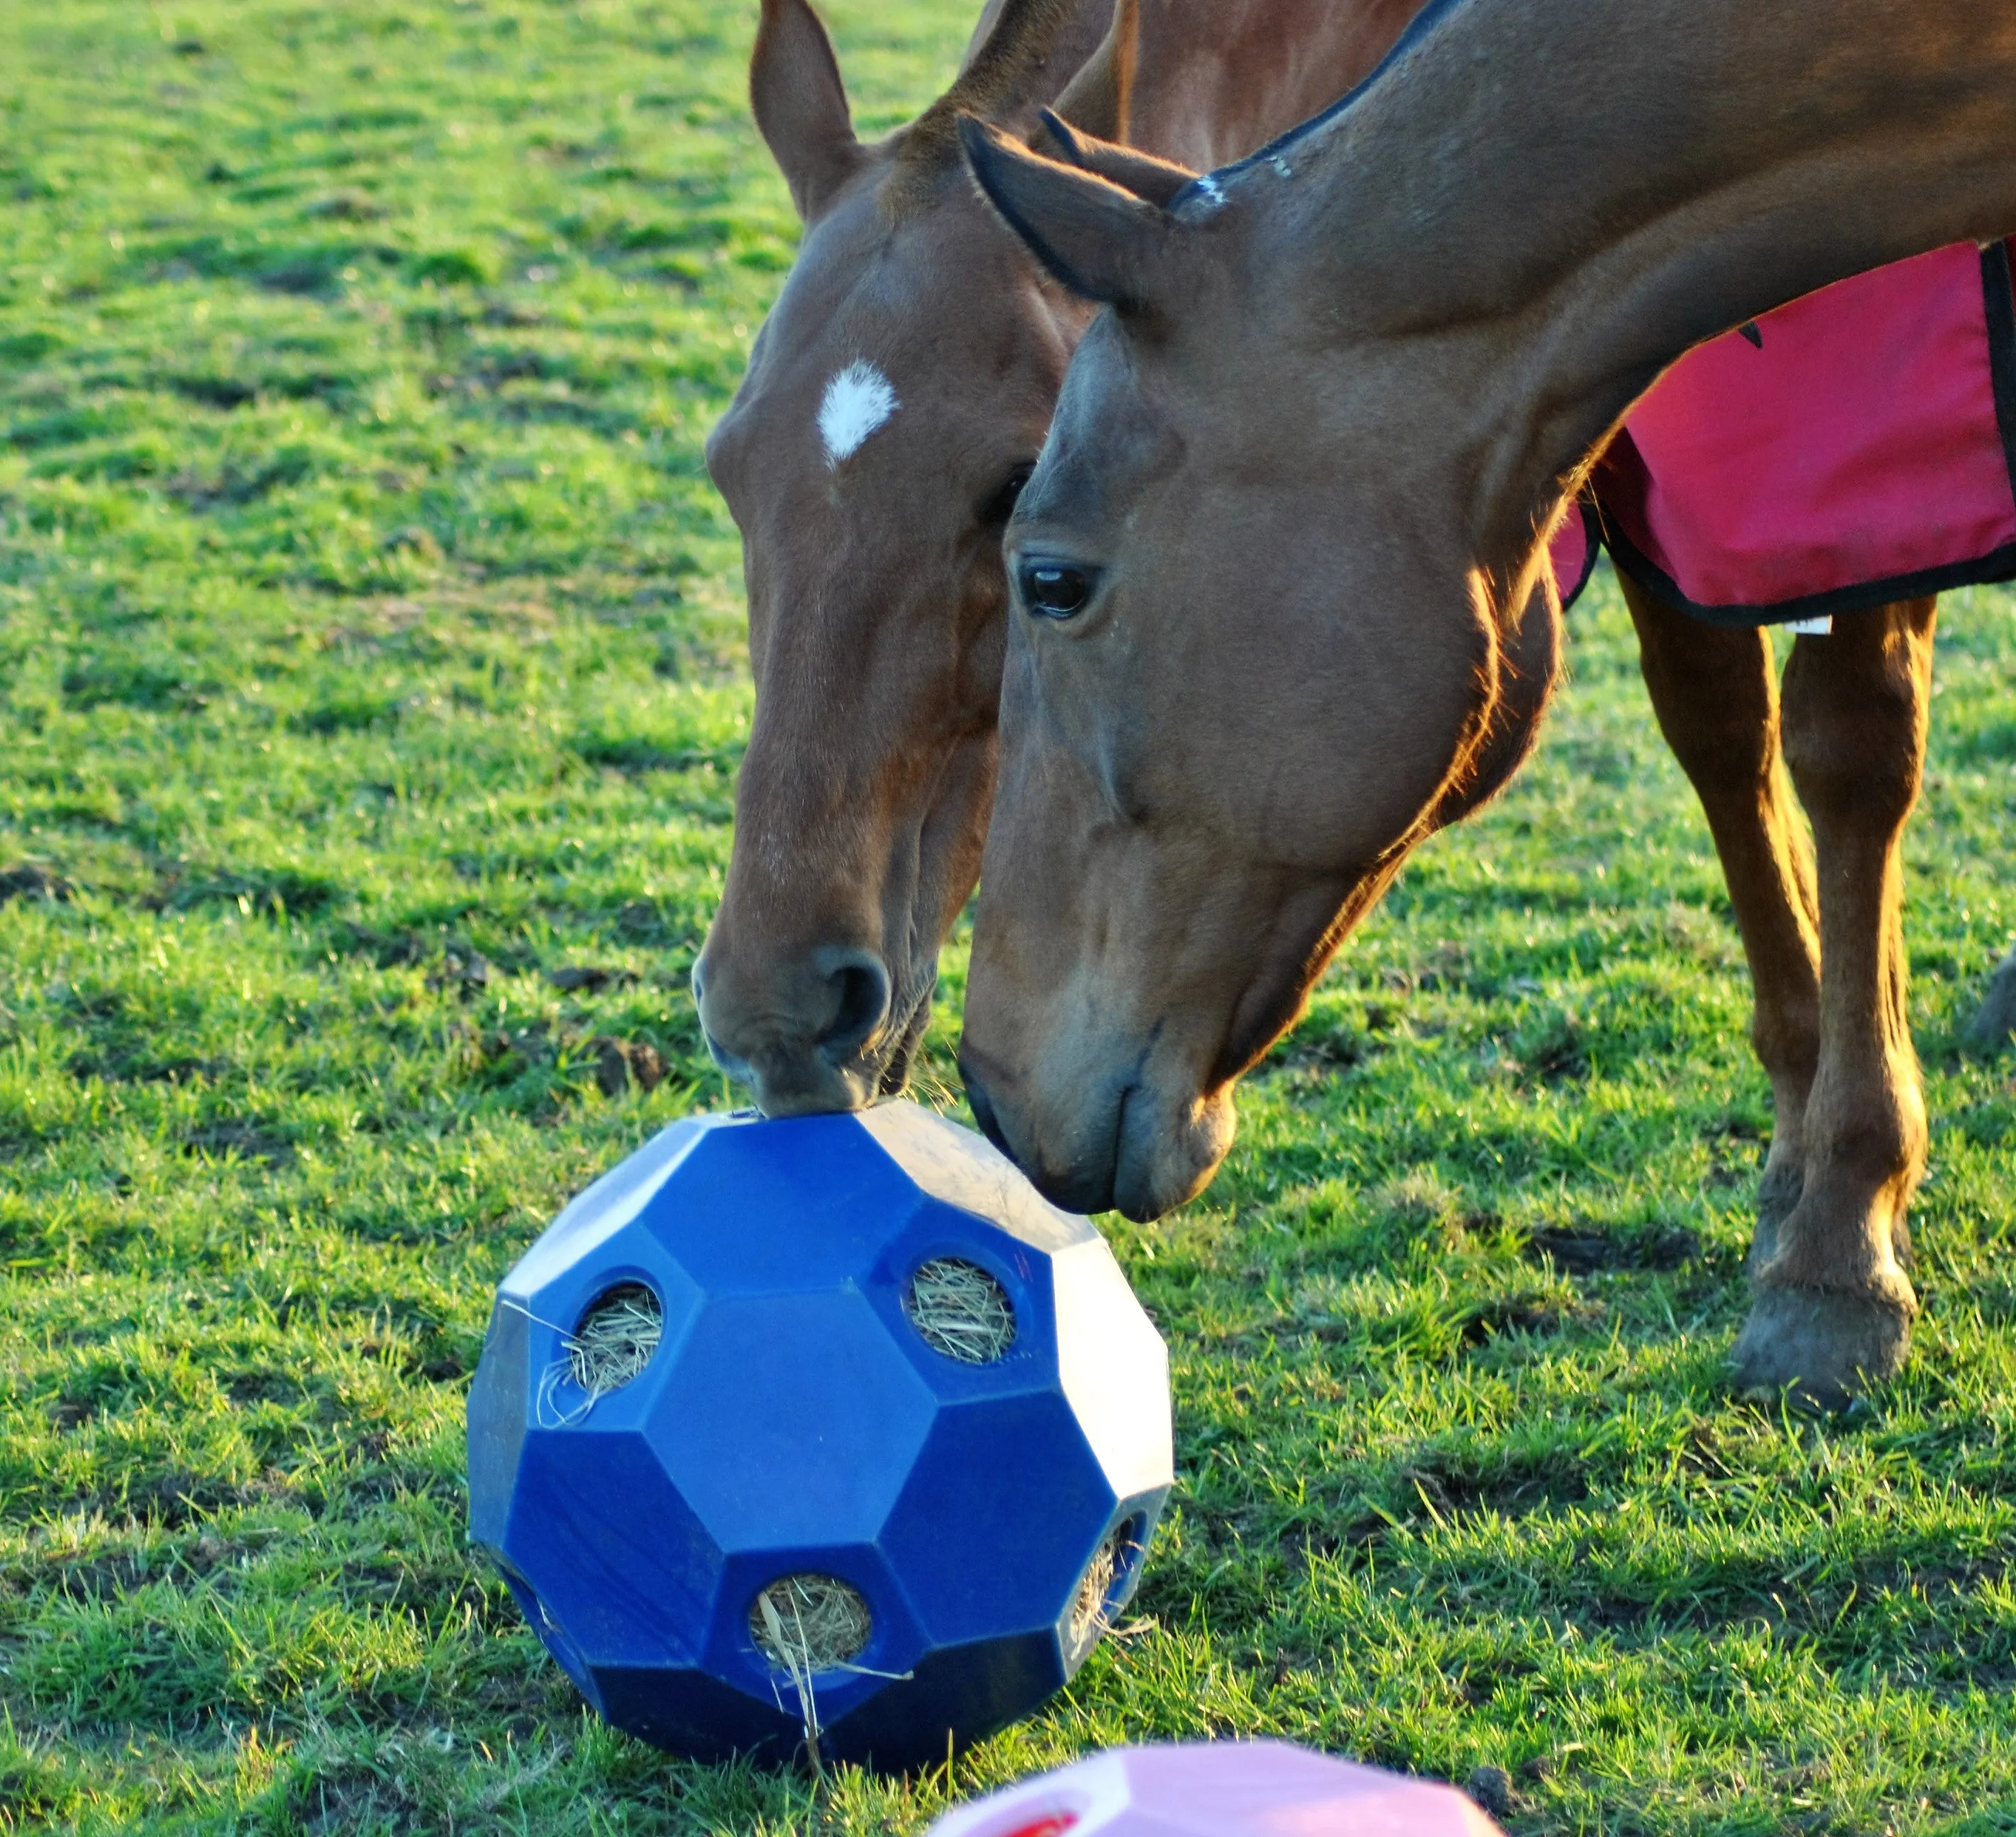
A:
962;1037;1237;1223
1109;1077;1237;1222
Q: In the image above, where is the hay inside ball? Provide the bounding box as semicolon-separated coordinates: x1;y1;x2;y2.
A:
750;1573;874;1675
565;1282;663;1393
903;1257;1016;1363
1069;1527;1122;1653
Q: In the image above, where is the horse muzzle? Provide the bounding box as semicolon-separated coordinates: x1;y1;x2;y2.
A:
692;940;906;1116
959;1037;1235;1223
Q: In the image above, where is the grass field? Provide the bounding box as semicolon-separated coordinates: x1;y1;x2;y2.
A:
1;1;2014;1831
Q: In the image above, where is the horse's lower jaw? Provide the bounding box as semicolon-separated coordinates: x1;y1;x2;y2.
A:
1110;1080;1236;1221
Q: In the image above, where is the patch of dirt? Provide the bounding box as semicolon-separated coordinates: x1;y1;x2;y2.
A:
613;897;675;943
297;1768;419;1837
1524;1223;1699;1275
307;190;386;222
454;1021;666;1103
1521;1017;1590;1084
118;1470;250;1530
148;861;344;917
1266;1027;1368;1075
426;949;490;994
1404;1451;1593;1522
68;1050;233;1086
163;455;312;508
1278;1513;1385;1568
1465;1765;1519;1819
0;863;73;904
181;1120;295;1167
335;924;427;967
588;1035;664;1097
1457;1296;1570;1345
184;1532;233;1573
468;1668;572;1741
223;1369;306;1408
547;964;638;994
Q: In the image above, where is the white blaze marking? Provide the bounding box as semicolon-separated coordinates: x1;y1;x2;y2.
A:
1193;174;1227;210
818;361;898;466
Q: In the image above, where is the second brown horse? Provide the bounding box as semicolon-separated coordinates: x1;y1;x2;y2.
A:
955;0;2016;1403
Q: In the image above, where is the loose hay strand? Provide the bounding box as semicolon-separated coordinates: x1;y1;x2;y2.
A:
566;1282;663;1393
904;1258;1016;1363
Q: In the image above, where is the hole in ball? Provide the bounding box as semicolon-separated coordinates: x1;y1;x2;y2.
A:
903;1257;1015;1364
1067;1519;1142;1657
566;1281;663;1393
750;1573;874;1675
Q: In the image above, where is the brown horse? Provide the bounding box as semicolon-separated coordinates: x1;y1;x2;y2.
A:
694;0;1422;1115
956;0;2016;1405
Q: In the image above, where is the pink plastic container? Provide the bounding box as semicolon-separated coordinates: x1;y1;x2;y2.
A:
928;1741;1503;1837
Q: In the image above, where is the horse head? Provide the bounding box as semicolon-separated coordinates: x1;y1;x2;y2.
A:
691;0;1120;1116
950;110;1574;1220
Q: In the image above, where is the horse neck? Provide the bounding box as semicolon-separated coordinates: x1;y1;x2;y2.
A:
1126;0;1426;169
1292;0;2016;558
1137;0;1433;171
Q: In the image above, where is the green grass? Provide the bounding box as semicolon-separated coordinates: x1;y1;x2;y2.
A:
1;1;2014;1831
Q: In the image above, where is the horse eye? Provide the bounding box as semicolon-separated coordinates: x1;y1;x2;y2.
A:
1018;560;1096;619
982;464;1035;524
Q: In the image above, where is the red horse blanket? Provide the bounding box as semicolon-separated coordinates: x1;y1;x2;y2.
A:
1548;240;2016;624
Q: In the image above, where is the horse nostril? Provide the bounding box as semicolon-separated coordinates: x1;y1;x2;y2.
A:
813;948;892;1064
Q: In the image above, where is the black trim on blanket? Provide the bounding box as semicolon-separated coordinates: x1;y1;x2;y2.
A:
1601;514;2016;628
1980;239;2016;487
1556;496;1603;611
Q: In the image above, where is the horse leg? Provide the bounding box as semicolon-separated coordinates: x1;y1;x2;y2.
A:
1619;572;1820;1267
1732;597;1936;1405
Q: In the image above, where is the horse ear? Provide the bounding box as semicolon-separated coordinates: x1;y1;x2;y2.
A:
900;0;1105;182
750;0;862;220
1036;107;1197;208
959;115;1178;309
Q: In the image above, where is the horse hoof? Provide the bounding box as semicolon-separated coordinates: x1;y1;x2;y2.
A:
1968;942;2016;1052
1749;1163;1803;1273
1731;1286;1913;1408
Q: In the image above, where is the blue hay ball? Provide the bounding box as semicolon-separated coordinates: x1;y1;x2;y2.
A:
466;1100;1173;1771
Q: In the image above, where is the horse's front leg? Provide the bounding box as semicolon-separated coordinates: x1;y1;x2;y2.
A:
1618;573;1822;1262
1733;597;1936;1405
